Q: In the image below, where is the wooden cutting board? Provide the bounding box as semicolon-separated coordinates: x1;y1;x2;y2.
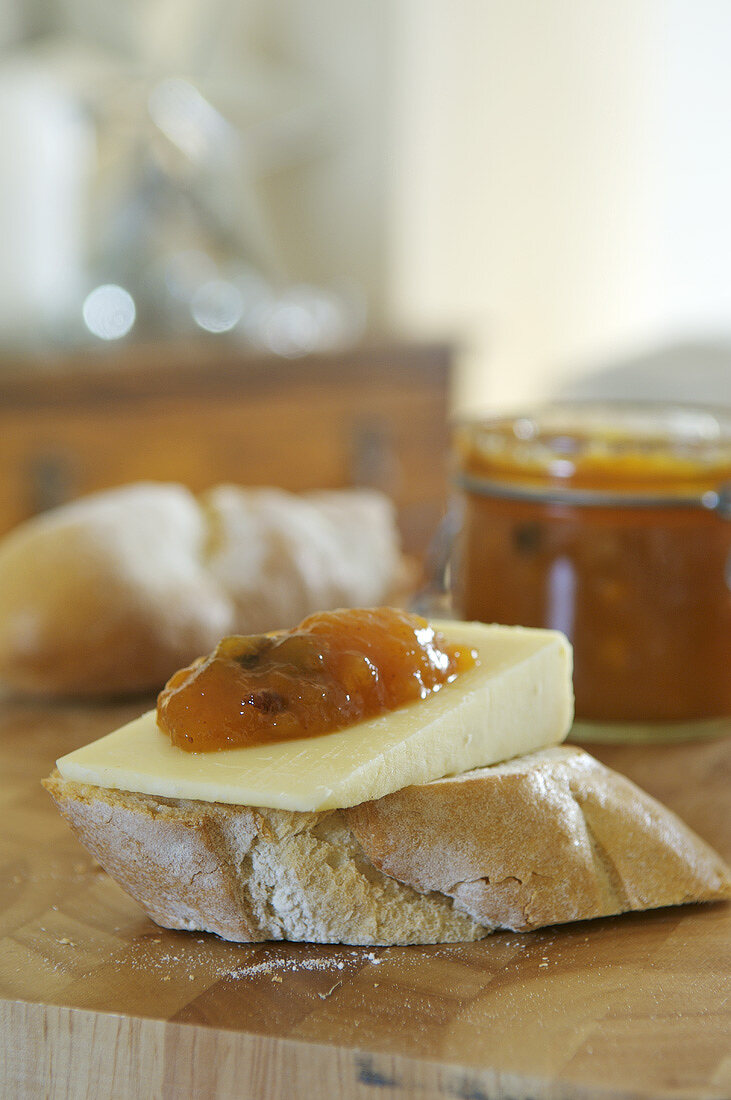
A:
0;699;729;1100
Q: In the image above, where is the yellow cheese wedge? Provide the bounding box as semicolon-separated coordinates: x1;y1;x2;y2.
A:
56;622;573;811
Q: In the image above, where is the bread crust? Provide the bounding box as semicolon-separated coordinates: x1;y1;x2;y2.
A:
0;483;406;697
346;746;731;931
42;746;731;945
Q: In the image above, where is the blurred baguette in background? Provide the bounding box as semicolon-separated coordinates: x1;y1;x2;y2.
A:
0;482;411;698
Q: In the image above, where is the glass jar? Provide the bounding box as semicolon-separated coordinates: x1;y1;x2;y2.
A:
452;403;731;742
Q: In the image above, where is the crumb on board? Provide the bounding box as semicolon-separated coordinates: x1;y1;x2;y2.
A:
116;942;389;985
318;981;342;1000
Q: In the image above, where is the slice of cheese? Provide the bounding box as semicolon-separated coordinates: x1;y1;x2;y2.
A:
56;622;573;811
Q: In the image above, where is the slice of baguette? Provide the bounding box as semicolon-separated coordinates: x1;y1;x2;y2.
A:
0;482;406;697
42;746;731;945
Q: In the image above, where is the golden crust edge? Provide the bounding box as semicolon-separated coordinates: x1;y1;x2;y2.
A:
42;746;731;944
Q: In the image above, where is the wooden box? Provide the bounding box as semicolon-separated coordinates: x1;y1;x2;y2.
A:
0;340;453;556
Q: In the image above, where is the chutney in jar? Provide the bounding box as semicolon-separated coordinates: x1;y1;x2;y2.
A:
453;404;731;737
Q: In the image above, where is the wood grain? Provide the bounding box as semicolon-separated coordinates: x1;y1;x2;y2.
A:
0;698;729;1100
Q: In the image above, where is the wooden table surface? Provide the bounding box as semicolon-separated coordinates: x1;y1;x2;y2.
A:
0;699;729;1100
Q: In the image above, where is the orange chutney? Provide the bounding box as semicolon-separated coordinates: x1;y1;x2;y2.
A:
453;404;731;729
157;606;476;752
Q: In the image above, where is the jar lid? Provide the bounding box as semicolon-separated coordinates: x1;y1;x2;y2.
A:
454;402;731;508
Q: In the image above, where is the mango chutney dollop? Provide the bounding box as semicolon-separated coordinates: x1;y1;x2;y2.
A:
156;607;478;752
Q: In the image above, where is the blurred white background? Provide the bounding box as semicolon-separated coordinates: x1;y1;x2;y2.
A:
386;0;731;412
1;0;731;411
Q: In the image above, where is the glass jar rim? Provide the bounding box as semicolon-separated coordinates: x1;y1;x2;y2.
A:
454;400;731;505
